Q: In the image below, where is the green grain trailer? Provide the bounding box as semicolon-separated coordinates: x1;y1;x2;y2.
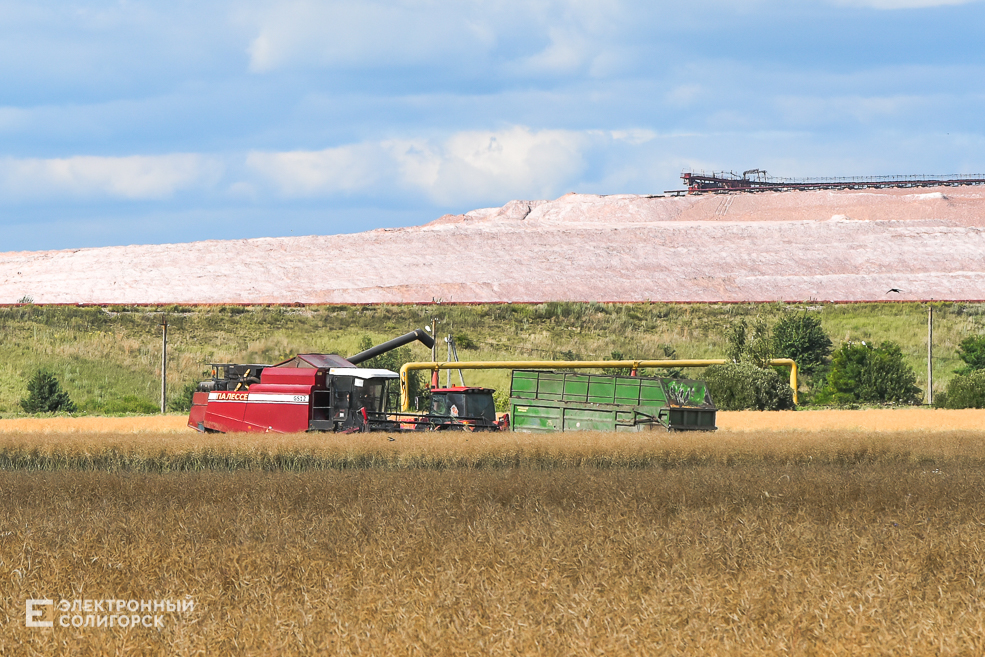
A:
509;369;716;432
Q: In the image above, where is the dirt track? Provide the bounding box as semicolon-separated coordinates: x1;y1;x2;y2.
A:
1;409;982;434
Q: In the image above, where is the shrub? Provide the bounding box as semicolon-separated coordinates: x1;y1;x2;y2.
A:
819;341;921;405
704;363;795;411
454;333;478;350
955;335;985;375
651;344;684;379
168;382;200;413
602;351;632;376
603;346;682;378
20;369;77;413
493;389;511;413
101;395;160;415
934;370;985;409
773;313;832;375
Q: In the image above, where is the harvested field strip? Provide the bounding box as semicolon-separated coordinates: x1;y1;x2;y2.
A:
0;415;189;433
720;408;985;432
3;408;984;435
3;459;985;654
2;429;985;472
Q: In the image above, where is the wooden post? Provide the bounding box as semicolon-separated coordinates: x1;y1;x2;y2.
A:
430;318;437;362
161;316;168;414
927;305;933;406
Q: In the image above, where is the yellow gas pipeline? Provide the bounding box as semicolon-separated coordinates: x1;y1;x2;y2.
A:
399;359;798;410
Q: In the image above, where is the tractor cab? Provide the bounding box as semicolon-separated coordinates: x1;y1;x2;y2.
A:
425;386;505;431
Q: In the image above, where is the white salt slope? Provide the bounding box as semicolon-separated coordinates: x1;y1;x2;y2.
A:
3;186;985;304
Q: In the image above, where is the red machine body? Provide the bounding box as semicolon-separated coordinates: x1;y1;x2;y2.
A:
189;368;319;434
188;329;437;434
188;359;400;434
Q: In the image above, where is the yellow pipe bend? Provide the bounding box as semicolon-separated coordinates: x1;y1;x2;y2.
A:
398;358;799;410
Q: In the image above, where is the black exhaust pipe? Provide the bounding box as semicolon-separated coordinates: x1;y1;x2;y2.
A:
348;329;436;365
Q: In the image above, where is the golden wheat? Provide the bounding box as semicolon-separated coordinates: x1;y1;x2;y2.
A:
2;428;985;655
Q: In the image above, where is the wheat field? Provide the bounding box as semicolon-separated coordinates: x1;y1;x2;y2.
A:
2;424;985;654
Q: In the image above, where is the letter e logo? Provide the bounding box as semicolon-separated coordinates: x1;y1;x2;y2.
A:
26;599;53;627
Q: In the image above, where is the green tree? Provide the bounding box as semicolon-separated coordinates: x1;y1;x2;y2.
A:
704;362;795;411
724;317;774;368
772;313;832;375
746;316;775;369
819;341;920;405
20;369;77;414
724;319;747;363
956;335;985;375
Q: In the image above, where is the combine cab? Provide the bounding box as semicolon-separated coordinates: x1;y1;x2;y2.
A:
188;329;434;434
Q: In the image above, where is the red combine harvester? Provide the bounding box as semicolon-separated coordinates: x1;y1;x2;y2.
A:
187;329;507;434
188;329;433;433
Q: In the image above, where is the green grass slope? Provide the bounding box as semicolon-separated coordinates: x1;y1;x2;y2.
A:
0;302;979;416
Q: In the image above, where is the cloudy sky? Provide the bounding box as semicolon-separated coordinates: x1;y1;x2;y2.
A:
2;0;984;251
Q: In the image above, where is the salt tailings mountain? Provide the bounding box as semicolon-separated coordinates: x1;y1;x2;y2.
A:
3;186;985;304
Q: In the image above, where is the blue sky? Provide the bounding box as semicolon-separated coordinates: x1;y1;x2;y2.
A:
2;0;984;251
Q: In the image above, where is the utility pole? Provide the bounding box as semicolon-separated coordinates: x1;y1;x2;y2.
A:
428;317;439;389
161;315;168;414
430;318;437;362
927;304;933;406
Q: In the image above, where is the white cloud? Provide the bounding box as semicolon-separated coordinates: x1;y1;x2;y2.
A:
248;126;590;205
517;26;594;75
408;127;588;204
609;129;658;145
245;143;393;195
241;0;481;73
238;0;636;77
0;154;222;200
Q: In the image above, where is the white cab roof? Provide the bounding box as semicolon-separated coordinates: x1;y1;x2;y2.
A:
328;367;399;379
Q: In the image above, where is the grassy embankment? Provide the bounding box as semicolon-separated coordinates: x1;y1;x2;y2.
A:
0;301;981;416
2;429;985;654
